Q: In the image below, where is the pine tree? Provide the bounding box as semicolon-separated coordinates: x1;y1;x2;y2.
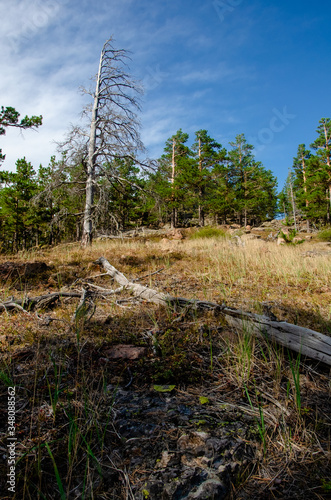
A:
304;155;328;222
208;155;236;224
281;170;299;227
191;130;226;226
0;158;38;251
0;106;42;168
227;134;277;225
310;118;331;222
96;158;145;232
158;129;192;228
292;144;311;229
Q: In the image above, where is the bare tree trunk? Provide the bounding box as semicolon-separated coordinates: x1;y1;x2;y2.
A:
76;222;80;241
171;138;176;229
301;156;310;232
81;45;103;247
289;174;297;231
198;138;204;227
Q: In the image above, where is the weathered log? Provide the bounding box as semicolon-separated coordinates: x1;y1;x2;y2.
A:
95;257;170;305
97;256;331;366
221;307;331;366
0;291;81;312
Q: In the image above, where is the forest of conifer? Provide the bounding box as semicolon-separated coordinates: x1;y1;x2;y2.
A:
1;110;330;253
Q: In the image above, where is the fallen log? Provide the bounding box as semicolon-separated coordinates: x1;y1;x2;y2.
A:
0;291;81;312
96;257;331;366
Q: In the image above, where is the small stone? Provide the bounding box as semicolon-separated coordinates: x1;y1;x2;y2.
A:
277;237;286;245
186;478;226;499
104;345;148;360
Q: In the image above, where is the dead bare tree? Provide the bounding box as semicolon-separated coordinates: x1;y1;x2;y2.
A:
81;37;145;247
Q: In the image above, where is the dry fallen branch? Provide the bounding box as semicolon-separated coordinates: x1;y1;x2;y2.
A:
1;257;330;366
96;256;331;366
0;291;82;312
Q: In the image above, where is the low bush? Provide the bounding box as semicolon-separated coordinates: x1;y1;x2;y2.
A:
318;228;331;242
189;226;227;239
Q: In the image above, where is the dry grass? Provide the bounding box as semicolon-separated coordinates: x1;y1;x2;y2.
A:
0;234;330;498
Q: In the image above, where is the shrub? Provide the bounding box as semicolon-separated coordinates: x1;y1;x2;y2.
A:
279;229;304;245
318;228;331;242
189;227;227;239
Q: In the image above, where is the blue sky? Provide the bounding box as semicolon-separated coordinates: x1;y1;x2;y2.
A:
1;0;330;190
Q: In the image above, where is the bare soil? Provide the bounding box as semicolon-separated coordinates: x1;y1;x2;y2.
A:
0;232;330;499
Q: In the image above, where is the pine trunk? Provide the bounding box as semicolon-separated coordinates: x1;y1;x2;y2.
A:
171;139;176;228
198;138;204;226
82;46;103;247
289;176;297;231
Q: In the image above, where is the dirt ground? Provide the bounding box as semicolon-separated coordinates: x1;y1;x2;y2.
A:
0;232;330;499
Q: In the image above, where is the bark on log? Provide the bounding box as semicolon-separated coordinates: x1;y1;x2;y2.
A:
0;291;81;312
221;307;331;366
97;256;331;366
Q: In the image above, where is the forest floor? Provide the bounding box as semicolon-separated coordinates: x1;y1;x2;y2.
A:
0;228;330;499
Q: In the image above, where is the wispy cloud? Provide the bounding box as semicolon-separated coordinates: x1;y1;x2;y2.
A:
1;0;330;191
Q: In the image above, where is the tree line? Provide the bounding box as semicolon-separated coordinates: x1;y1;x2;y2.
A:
0;129;279;252
0;39;330;252
279;118;331;230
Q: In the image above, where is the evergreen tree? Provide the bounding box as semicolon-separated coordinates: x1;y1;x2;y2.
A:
248;165;278;224
310;118;331;222
191;130;226;226
34;156;86;244
228;134;254;225
0;158;39;251
292;144;311;229
96;158;146;232
280;170;299;228
158;129;192;227
208;155;236;224
278;186;291;220
304;155;329;222
0;106;42;168
228;134;277;225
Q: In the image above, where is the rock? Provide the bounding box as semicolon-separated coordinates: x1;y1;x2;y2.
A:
168;228;185;240
178;431;209;452
104;345;148;360
230;235;244;246
241;233;261;241
155;451;174;469
277;237;286;245
186;478;227;499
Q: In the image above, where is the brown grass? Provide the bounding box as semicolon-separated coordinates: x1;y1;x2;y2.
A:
0;234;330;498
